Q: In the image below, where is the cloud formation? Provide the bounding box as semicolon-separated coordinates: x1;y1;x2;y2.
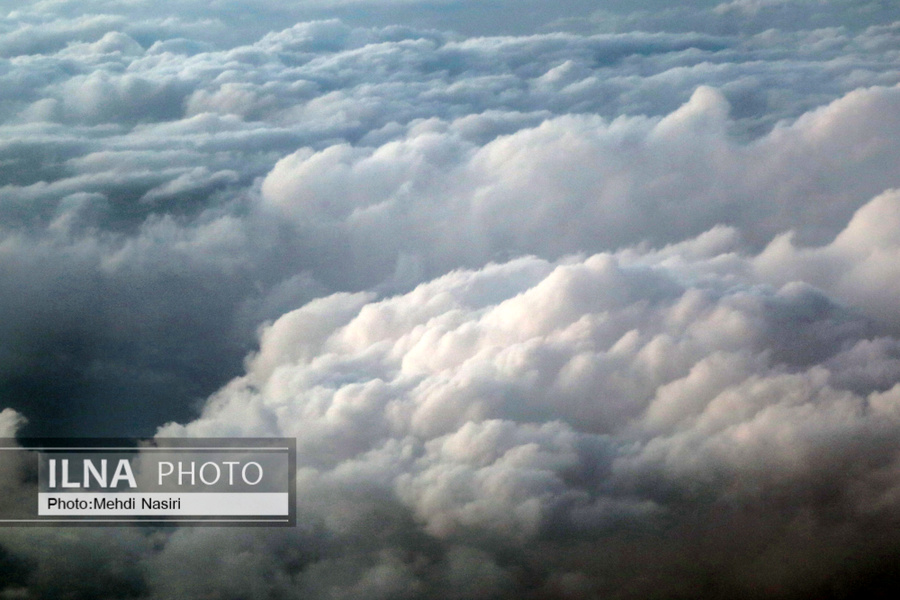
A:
10;191;900;598
3;0;900;597
7;5;891;435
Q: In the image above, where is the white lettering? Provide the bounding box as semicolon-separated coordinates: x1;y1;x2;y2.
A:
62;459;80;488
158;461;174;486
223;461;239;485
84;459;107;488
178;461;195;486
110;460;137;488
242;462;263;485
199;462;220;485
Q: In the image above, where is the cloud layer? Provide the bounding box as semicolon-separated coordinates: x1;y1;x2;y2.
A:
137;191;900;598
3;9;900;435
9;192;900;598
3;0;900;598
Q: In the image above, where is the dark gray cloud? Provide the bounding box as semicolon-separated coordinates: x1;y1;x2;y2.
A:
3;0;900;598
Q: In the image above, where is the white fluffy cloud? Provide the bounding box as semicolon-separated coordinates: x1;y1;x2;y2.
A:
6;10;898;438
260;83;900;288
3;1;900;597
139;190;900;597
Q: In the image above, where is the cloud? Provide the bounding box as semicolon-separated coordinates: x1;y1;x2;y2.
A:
753;188;900;325
259;82;900;291
131;191;900;597
713;0;823;17
2;2;900;598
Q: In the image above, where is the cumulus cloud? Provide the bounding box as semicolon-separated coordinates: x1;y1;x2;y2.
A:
9;7;898;435
260;82;900;289
130;191;900;597
3;0;900;598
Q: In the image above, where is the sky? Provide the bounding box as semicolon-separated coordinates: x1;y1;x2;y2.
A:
2;0;900;598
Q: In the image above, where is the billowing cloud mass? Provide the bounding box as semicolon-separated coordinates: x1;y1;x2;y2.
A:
4;0;900;598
